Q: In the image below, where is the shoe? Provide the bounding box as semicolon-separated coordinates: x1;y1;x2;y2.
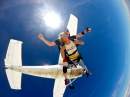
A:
65;79;70;85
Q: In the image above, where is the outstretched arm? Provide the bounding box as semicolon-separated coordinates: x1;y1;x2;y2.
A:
74;40;85;45
38;34;56;46
76;27;92;39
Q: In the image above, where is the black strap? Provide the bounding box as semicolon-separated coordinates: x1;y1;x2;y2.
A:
72;56;81;62
67;49;78;56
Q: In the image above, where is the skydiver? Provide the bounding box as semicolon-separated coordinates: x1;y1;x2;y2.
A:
38;27;92;85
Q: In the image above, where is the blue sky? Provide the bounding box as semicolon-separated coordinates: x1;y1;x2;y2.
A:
0;0;130;97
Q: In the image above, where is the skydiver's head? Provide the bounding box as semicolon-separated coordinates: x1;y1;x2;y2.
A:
58;32;70;43
85;27;92;32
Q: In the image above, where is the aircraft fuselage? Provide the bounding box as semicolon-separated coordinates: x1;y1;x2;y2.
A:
6;65;85;79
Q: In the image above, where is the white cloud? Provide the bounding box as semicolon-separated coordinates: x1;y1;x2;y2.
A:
111;73;126;97
72;0;91;9
0;0;45;11
124;81;130;97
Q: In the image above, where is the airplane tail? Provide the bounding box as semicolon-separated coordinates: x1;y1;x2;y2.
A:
4;39;23;90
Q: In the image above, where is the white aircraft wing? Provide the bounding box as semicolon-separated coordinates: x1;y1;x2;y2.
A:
4;39;22;90
53;77;66;97
53;14;78;97
67;14;78;36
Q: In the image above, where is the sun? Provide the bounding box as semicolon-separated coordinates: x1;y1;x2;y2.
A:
43;11;62;29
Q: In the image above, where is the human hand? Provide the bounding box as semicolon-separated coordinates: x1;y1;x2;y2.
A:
38;33;44;40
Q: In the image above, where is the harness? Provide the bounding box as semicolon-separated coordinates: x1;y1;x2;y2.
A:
55;36;82;63
64;40;80;62
59;38;82;74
